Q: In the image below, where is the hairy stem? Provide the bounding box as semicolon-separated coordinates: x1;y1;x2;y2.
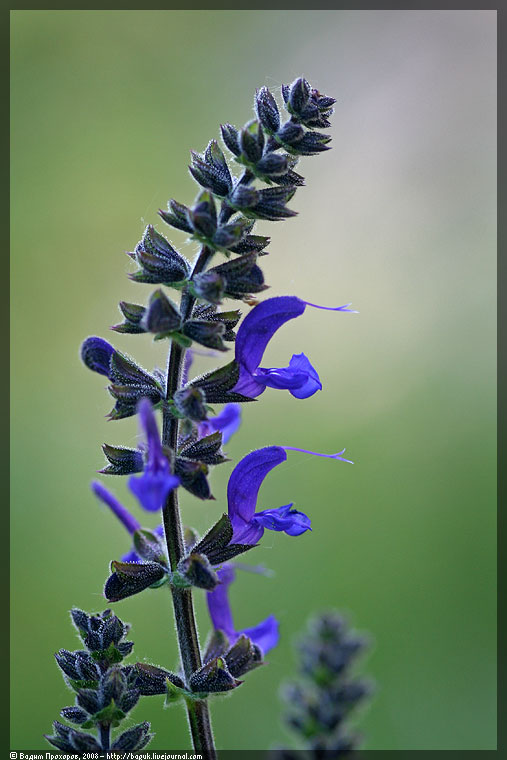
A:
162;244;216;759
98;723;110;751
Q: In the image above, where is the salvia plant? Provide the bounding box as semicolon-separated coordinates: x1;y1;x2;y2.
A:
47;77;360;756
276;611;373;758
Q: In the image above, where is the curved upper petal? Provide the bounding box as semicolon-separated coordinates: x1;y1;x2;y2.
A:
242;614;280;655
235;296;305;373
227;446;287;526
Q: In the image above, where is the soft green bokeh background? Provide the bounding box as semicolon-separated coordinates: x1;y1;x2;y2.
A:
11;9;496;751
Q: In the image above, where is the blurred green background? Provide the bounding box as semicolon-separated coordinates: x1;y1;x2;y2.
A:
11;9;496;751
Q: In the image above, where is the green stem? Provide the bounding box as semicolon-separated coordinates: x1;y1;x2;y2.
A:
98;723;110;751
161;244;216;759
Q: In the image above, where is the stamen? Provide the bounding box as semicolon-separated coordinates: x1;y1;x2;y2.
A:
283;446;354;464
303;300;359;313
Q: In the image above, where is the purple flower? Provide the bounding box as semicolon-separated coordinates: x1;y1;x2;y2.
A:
228;445;354;544
227;446;310;543
198;403;242;445
91;480;164;563
206;565;279;655
127;399;180;512
232;296;356;399
80;336;115;377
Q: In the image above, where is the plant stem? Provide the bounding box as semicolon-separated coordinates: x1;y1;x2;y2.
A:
98;723;110;751
161;245;216;759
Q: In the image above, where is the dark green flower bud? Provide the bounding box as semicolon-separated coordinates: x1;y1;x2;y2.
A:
239;120;265;164
225;634;263;677
190;656;242;694
60;706;89;725
183;319;228;351
211;252;267;299
177;552;219;590
76;688;100;715
188;360;253;404
173;386;208;422
192;512;256;564
141;289;182;335
159;199;193;234
99;444;144;475
229;233;270;255
288;77;311;113
220;123;241;156
130;225;190;284
69;729;102;752
203;628;230;665
132;528;168;565
111;302;147;334
255;86;281;134
189;140;232;197
230;185;297;221
134;663;185;696
111;722;153;751
192;271;226;304
174;457;212;500
256;152;289;178
187;189;217;239
179;431;227;465
104;561;167;602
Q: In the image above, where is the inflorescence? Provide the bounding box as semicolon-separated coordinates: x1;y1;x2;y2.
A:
47;77;362;754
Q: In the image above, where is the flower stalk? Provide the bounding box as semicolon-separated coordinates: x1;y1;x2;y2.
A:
162;244;217;758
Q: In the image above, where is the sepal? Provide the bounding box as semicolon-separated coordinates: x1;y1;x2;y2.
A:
129;225;190;285
104;561;168;602
230;185;297;221
45;723;102;752
189;656;242;694
210;252;267;299
193;513;257;564
183;319;228;351
190;270;225;304
132;529;168;566
225;634;263;677
173;386;208;422
111;722;153;751
176;552;219;590
134;663;185;696
178;431;228;465
203;629;230;665
189;140;232;197
100;444;144;475
187;360;254;404
141;289;182;335
174;458;212;500
255;86;281;134
111;302;147;334
60;706;89;725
